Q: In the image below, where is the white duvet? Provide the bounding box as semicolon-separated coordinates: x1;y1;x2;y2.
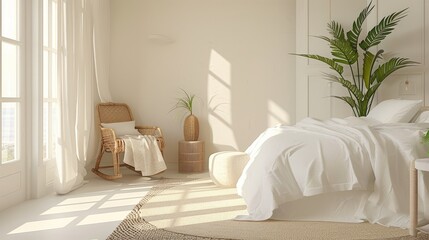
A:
236;117;429;228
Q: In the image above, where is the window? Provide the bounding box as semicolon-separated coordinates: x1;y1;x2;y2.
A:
43;0;59;161
1;0;22;163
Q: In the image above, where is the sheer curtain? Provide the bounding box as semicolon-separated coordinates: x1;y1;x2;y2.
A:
92;0;112;102
54;0;110;194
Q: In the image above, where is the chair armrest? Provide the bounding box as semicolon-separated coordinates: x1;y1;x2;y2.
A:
135;126;165;150
135;126;163;137
100;127;118;151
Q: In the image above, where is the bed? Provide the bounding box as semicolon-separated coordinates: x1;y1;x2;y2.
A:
236;99;429;229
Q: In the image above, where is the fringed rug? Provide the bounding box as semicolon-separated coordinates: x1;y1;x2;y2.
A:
108;178;429;240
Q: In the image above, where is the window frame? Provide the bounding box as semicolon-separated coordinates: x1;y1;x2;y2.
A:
42;0;58;162
0;0;25;165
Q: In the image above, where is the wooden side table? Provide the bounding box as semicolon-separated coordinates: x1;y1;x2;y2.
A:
178;140;205;173
410;158;429;236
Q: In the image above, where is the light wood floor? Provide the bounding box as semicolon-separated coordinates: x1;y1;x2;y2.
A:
0;168;207;240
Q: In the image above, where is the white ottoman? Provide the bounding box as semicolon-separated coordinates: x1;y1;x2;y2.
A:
209;151;250;187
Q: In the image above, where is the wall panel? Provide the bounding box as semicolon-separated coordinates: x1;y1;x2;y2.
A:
308;0;330;62
308;76;331;119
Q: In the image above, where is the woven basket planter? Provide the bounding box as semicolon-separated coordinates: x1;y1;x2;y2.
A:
184;114;199;141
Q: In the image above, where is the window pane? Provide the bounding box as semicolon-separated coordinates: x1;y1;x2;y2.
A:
52;52;57;98
2;42;19;98
43;51;48;98
43;102;48;160
51;1;57;49
2;102;17;163
43;0;48;47
43;102;59;161
52;102;58;159
2;0;18;40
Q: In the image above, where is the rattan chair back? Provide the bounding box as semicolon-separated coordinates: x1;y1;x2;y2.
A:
98;103;134;124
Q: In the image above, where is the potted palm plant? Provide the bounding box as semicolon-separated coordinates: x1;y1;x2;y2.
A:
295;1;417;117
171;89;199;141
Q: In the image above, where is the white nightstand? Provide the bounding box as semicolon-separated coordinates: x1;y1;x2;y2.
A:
410;158;429;236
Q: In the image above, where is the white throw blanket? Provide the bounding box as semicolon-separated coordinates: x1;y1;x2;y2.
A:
122;135;167;176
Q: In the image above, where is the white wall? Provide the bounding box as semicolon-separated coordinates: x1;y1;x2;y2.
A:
110;0;296;169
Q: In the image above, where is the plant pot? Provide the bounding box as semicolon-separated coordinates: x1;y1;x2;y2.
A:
184;114;199;141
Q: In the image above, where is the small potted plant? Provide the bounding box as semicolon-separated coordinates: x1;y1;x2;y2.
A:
171;89;199;141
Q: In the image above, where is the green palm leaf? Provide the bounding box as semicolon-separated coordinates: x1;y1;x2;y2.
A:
328;21;345;40
359;8;407;51
170;89;196;115
346;1;374;50
371;57;418;84
332;96;357;109
362;49;384;89
316;36;358;65
325;74;363;101
362;82;382;115
293;54;344;74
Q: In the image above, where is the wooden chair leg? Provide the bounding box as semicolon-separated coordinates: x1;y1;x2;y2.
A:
93;144;104;171
113;152;121;177
92;145;123;180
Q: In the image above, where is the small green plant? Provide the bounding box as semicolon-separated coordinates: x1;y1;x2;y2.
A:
171;89;196;115
170;89;200;141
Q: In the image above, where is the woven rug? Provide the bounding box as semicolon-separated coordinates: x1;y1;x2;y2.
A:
108;178;429;240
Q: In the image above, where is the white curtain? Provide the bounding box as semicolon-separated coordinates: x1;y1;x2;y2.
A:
55;0;110;194
92;0;112;102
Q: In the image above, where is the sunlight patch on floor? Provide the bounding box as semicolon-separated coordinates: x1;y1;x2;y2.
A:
120;186;151;191
154;187;237;200
9;217;77;234
142;198;245;217
58;195;107;205
150;209;246;228
109;191;147;200
77;211;130;225
99;198;142;209
143;178;247;228
42;203;97;215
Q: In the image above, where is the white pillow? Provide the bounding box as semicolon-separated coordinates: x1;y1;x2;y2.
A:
414;111;429;123
367;99;422;123
101;121;140;136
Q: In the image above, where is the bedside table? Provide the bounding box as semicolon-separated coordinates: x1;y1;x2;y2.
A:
410;158;429;236
178;140;205;173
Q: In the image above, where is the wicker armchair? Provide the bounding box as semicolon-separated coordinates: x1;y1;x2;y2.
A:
92;102;165;180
